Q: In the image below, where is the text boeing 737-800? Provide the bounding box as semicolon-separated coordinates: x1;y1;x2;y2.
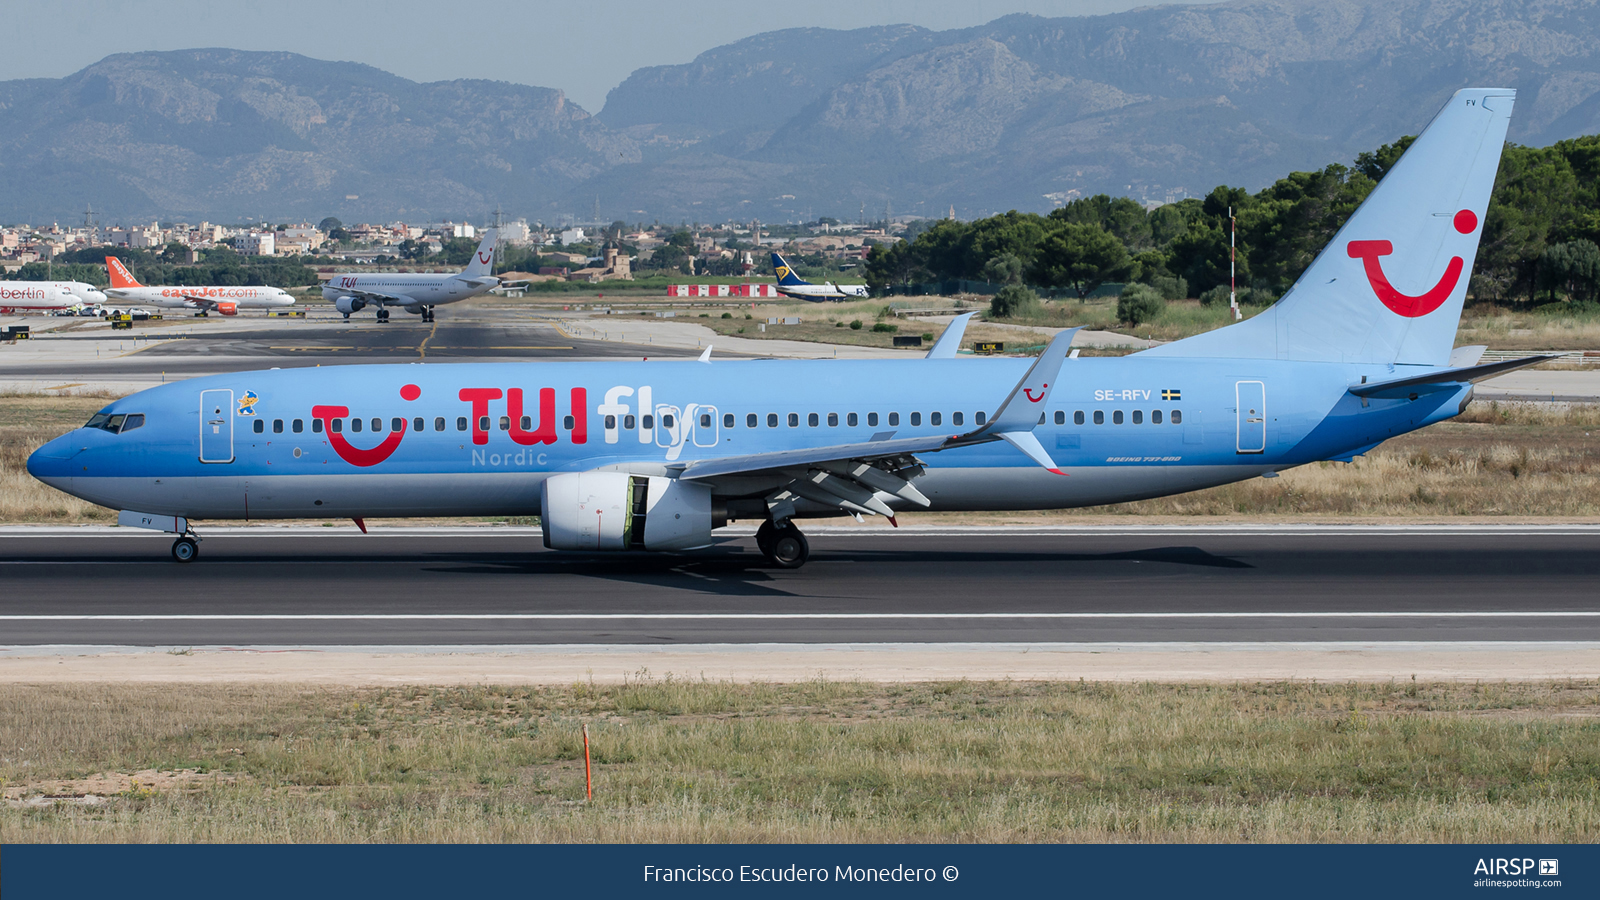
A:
31;90;1545;567
322;229;503;323
104;257;294;316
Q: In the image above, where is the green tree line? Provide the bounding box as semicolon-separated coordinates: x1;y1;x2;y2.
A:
866;134;1600;309
2;244;318;288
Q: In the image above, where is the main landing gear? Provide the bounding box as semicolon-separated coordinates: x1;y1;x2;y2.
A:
421;306;436;323
376;308;390;323
756;520;809;569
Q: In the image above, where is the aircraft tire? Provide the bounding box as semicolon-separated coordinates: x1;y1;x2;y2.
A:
755;520;777;558
377;309;389;322
171;537;199;563
768;525;808;569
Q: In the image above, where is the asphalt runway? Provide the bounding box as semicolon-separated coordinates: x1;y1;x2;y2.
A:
2;526;1597;646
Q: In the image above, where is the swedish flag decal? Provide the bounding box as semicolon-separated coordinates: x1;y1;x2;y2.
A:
1162;389;1181;401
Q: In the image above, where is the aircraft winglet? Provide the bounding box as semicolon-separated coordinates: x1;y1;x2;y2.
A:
925;312;975;359
999;430;1065;475
698;345;712;363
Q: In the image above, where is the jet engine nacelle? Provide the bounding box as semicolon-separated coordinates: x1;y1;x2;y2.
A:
334;296;366;315
540;472;713;552
216;301;238;316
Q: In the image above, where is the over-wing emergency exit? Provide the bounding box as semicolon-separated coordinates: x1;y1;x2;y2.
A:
31;90;1547;569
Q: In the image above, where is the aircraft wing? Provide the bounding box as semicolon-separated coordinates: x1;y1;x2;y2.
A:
674;328;1081;520
1348;355;1557;399
339;288;415;306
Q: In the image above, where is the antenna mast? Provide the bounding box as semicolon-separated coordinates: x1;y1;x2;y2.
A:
1229;206;1241;321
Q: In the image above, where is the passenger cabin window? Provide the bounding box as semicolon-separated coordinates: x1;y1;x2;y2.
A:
1074;411;1085;425
520;416;532;430
331;419;343;433
661;414;673;429
953;411;963;426
394;417;406;432
1093;411;1104;425
1152;410;1162;424
725;413;735;428
767;413;778;428
788;413;799;427
1133;410;1143;425
370;418;382;432
910;412;921;427
930;412;942;426
827;413;838;427
566;415;576;430
604;415;616;429
847;413;858;427
868;412;879;427
624;415;636;430
1054;411;1066;425
313;419;325;433
1113;410;1124;425
1171;410;1183;424
747;413;758;428
253;419;265;434
351;418;363;433
643;414;654;429
273;419;284;433
808;413;819;427
456;417;468;432
293;419;304;433
702;413;714;428
888;412;899;426
478;416;490;432
499;416;510;431
975;411;986;426
433;417;444;432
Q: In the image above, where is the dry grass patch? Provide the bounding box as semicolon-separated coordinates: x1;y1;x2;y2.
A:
1;679;1597;843
0;394;118;523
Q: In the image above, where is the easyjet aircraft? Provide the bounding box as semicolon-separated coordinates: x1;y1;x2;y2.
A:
33;90;1543;567
103;257;295;316
322;229;503;322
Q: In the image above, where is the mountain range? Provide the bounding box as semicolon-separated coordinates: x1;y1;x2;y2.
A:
2;0;1598;225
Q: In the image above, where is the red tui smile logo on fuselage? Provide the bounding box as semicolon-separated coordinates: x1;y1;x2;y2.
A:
311;383;420;467
1347;209;1478;318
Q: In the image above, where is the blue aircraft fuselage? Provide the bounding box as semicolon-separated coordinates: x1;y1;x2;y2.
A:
27;356;1467;521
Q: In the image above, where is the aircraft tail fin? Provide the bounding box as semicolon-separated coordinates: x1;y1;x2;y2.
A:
1143;88;1515;367
461;229;498;278
771;252;810;286
105;256;142;289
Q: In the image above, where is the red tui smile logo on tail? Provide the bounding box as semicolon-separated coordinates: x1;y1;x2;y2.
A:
1347;209;1477;318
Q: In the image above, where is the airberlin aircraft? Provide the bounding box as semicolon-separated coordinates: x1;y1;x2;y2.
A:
0;280;106;314
31;90;1545;567
321;229;503;323
104;257;295;316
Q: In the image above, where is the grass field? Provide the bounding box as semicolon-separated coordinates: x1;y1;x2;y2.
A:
6;394;1600;523
2;680;1596;843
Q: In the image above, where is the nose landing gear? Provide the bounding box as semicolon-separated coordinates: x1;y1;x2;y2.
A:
171;533;200;563
755;520;809;569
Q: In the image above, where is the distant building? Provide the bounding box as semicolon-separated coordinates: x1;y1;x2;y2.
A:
558;227;586;245
235;231;276;256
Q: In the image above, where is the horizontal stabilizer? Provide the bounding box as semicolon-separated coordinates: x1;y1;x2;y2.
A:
1348;355;1556;398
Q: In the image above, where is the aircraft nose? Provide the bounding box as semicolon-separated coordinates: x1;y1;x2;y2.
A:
27;435;81;485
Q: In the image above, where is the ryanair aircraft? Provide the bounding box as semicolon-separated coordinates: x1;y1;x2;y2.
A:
771;252;870;300
30;90;1543;568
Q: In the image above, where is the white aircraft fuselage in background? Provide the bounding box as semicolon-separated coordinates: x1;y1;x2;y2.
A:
0;280;106;313
322;229;501;322
104;257;294;316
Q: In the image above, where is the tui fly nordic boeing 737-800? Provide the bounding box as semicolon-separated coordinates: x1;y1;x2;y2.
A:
29;90;1548;567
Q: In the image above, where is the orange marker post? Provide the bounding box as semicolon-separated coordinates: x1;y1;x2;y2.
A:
582;723;592;801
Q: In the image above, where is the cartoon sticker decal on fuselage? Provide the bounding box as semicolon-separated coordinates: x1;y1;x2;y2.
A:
26;356;1468;520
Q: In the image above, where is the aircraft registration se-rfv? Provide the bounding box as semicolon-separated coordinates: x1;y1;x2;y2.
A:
30;89;1547;568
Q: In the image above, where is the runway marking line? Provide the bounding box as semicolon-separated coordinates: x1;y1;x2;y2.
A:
4;612;1600;621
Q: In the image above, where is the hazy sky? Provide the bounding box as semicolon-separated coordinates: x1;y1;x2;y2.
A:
1;0;1221;113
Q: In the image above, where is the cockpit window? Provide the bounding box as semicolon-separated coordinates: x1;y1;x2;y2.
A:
84;412;145;434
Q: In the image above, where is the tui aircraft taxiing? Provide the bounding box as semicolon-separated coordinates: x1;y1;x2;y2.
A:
30;90;1546;567
322;229;504;323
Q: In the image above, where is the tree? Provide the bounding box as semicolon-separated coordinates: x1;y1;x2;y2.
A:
1117;283;1166;325
397;239;428;260
1540;240;1600;304
317;216;343;232
1354;136;1416;182
981;253;1025;285
1029;222;1128;301
989;284;1041;318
